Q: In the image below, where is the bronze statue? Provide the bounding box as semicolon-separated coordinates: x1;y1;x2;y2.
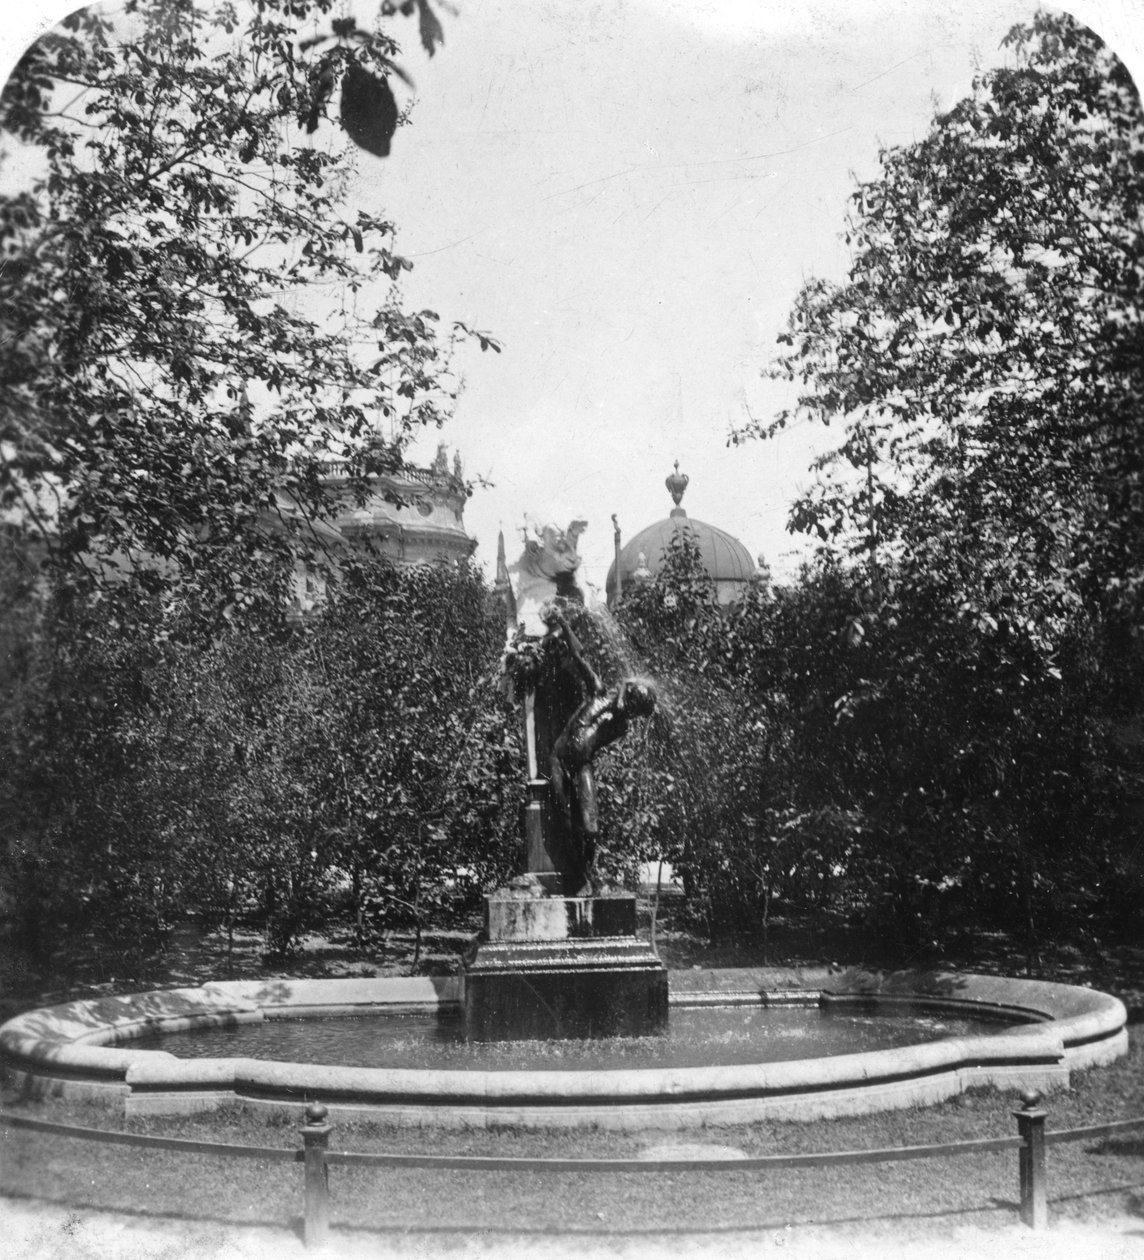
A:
543;608;656;895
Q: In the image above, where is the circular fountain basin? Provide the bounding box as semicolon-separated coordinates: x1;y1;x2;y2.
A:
1;967;1126;1129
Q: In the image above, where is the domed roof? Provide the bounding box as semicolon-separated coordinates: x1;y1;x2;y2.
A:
606;462;756;605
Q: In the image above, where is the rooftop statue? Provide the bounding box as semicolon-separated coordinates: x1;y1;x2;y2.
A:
509;517;589;636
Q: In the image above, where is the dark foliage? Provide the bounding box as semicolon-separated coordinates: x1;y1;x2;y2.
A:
0;554;519;967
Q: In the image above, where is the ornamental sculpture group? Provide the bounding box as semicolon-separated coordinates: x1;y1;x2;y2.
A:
502;519;657;896
462;517;668;1042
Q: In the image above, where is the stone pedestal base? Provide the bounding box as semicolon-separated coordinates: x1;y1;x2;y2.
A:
485;891;638;941
462;892;668;1043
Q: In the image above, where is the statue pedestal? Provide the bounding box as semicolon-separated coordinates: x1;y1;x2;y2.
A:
462;892;668;1043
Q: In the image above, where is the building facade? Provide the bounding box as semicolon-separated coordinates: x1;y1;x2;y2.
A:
290;442;477;617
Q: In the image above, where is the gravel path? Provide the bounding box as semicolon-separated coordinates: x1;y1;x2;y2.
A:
4;1198;1143;1260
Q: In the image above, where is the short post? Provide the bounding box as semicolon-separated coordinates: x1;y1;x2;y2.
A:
300;1101;332;1249
1013;1089;1048;1229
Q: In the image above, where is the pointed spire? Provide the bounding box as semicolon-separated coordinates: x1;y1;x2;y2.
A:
493;528;517;630
495;529;510;588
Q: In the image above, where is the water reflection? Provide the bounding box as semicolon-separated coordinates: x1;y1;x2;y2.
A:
134;1004;1013;1072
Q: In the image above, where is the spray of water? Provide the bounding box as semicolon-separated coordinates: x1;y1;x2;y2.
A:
588;605;640;677
584;605;681;724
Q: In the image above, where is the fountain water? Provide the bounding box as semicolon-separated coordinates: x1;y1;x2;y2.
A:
588;602;643;678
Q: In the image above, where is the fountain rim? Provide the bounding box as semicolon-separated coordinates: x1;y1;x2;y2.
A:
1;967;1127;1127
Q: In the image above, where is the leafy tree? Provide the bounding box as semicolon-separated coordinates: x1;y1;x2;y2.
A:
0;0;481;634
603;534;781;934
724;13;1144;959
0;0;519;972
604;536;1138;959
763;556;1139;962
151;628;333;962
2;587;181;969
297;553;520;959
1;553;521;970
742;12;1144;636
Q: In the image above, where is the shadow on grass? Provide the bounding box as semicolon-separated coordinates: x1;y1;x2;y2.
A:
327;1199;1023;1241
1051;1182;1144;1212
1089;1138;1144;1158
0;1185;1030;1241
9;1177;1144;1242
0;1188;301;1238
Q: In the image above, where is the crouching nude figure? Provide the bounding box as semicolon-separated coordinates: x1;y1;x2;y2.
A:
543;608;657;896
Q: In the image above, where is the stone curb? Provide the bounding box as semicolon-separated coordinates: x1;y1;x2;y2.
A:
0;969;1127;1129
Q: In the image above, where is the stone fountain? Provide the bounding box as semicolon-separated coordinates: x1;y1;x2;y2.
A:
462;519;668;1042
1;515;1129;1117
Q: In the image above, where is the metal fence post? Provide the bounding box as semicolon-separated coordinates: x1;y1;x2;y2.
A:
1012;1089;1048;1229
300;1101;332;1249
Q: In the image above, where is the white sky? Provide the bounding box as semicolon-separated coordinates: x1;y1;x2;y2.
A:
4;1;1143;593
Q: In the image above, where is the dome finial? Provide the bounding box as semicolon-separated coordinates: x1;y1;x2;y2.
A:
665;460;689;508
